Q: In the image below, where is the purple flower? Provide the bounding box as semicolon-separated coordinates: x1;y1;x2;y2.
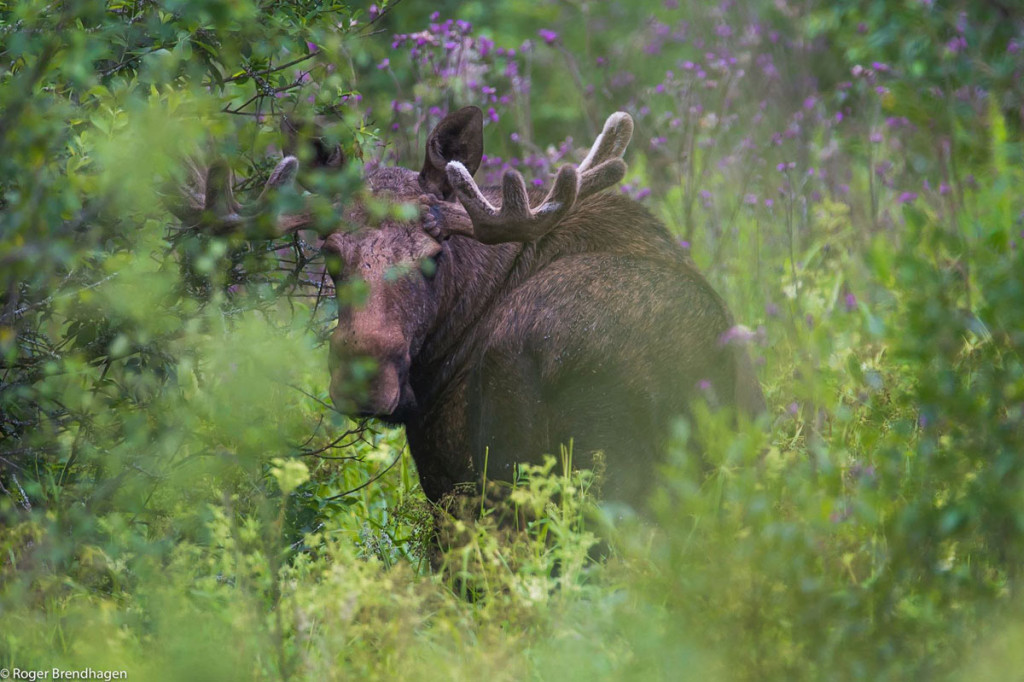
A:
376;58;390;70
538;29;559;45
898;192;918;204
306;42;318;53
830;509;850;524
644;41;664;56
844;293;857;312
719;325;757;346
698;379;712;391
850;463;876;480
788;401;800;416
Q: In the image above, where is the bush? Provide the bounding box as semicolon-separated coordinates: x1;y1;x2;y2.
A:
2;1;1024;680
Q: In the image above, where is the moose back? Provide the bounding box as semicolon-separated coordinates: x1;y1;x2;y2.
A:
175;107;765;510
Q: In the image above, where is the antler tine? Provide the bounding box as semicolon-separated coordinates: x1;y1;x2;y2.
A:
203;160;245;234
170;156;310;237
578;112;633;173
577;111;633;200
164;157;211;225
445;161;578;244
258;156;300;201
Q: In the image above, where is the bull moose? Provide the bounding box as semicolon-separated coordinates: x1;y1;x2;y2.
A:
173;106;765;512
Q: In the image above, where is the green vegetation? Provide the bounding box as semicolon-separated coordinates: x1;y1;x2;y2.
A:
2;1;1024;679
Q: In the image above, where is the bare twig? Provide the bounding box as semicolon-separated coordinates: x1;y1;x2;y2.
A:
322;449;403;500
1;273;119;323
221;53;317;84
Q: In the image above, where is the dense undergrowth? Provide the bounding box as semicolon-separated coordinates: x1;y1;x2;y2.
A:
2;1;1024;680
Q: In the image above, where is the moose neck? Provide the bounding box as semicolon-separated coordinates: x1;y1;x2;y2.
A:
409;235;523;407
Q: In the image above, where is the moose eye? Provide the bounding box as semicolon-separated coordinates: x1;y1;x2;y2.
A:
324;253;345;281
420;254;438;278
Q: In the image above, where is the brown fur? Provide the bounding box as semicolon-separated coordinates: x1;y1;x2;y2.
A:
318;108;765;510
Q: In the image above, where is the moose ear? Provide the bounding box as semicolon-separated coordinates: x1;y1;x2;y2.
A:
281;115;346;169
419;106;484;200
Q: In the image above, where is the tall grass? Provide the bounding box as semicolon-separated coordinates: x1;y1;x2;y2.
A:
3;1;1024;680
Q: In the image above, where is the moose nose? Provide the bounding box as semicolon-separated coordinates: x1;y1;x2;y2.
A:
327;325;410;416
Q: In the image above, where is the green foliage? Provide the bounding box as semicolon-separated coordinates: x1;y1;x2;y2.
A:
3;1;1024;680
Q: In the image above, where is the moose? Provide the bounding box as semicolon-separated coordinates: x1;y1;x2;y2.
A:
173;106;765;512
